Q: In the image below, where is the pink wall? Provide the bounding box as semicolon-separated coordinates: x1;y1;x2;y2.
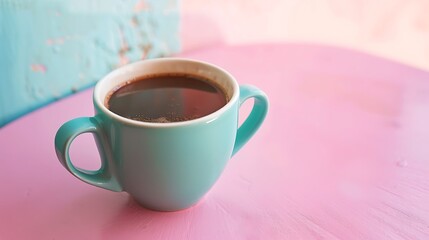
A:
181;0;429;70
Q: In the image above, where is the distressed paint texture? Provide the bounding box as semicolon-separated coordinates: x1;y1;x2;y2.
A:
0;0;180;127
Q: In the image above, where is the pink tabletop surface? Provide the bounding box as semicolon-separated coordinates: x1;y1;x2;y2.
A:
1;44;429;239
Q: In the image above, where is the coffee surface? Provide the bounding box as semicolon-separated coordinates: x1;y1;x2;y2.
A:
106;74;227;123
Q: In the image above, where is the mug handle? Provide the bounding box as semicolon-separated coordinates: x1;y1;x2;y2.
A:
54;117;122;192
232;85;269;156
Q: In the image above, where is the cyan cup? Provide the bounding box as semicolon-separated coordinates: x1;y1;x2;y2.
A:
55;58;268;211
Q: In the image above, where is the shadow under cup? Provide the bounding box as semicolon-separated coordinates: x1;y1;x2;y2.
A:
55;58;268;211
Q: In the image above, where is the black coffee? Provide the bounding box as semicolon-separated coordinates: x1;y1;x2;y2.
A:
106;74;227;123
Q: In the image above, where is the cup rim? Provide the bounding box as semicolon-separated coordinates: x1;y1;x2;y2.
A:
93;58;240;128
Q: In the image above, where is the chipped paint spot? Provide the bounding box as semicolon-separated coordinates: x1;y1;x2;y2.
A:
45;37;65;46
30;64;47;73
70;87;78;93
119;29;130;53
139;43;152;59
134;0;149;12
118;28;131;67
131;16;139;27
57;38;65;44
119;55;130;66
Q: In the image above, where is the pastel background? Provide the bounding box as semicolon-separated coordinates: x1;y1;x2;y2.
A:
1;0;429;124
182;0;429;70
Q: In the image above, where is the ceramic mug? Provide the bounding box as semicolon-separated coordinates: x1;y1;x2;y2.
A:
55;58;269;211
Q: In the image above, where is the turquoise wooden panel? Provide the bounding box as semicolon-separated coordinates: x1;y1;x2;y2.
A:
0;0;180;127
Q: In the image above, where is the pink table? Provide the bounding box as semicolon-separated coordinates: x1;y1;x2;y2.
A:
1;44;429;239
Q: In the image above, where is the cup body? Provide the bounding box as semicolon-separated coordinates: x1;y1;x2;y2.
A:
55;58;268;211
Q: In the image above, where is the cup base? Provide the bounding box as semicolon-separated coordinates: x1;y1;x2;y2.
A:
130;195;207;212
